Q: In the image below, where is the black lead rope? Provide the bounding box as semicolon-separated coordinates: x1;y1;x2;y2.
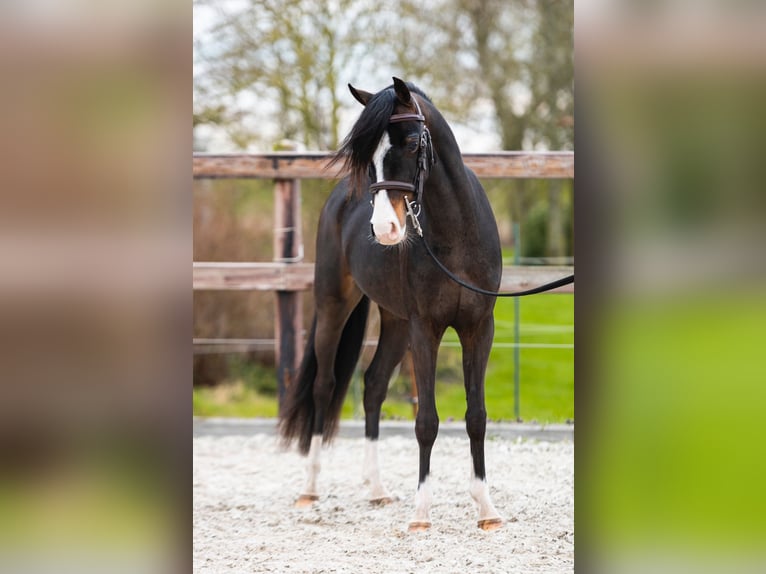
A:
419;234;574;297
403;184;573;297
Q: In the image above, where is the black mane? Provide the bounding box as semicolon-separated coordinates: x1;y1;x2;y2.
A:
332;83;431;196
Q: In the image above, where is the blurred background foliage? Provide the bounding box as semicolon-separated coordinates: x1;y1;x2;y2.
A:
192;0;574;421
576;2;766;571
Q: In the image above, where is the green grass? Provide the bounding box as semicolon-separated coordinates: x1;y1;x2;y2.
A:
489;294;574;421
193;380;279;418
193;359;281;417
193;294;573;423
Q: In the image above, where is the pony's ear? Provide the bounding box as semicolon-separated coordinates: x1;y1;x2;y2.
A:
348;84;373;106
392;77;412;105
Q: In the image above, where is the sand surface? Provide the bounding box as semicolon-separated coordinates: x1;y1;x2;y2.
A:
194;431;573;573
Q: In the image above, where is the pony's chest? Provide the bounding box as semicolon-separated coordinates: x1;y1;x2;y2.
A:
346;248;408;316
349;247;462;321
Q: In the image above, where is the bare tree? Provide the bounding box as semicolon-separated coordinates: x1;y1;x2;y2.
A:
194;0;378;150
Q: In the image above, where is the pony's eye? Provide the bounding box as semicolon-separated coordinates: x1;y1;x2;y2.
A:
405;137;419;154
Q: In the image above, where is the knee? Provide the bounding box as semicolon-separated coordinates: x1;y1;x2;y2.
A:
415;412;439;445
465;408;487;439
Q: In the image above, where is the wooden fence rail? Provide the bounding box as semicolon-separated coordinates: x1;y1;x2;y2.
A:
192;262;574;294
193;151;574;180
193;152;574;408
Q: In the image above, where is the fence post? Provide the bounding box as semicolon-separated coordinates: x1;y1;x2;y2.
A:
274;143;304;412
513;222;521;422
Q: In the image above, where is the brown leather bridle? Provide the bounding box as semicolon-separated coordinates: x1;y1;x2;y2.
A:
368;99;435;237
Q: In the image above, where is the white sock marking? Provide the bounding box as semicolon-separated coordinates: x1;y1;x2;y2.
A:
469;475;502;522
411;478;433;524
363;439;391;500
302;435;322;496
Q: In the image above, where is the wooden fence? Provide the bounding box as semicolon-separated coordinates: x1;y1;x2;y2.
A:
193;151;574;405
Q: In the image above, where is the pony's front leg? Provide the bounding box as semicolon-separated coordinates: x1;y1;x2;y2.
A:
362;310;408;504
407;319;442;531
459;319;503;530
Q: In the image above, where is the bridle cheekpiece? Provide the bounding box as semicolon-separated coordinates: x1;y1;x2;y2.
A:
368;98;434;237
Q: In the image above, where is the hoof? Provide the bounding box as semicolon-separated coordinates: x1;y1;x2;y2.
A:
369;496;395;506
294;494;319;508
408;521;431;532
477;517;504;531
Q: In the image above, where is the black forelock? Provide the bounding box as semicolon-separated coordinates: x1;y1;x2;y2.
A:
331;82;432;196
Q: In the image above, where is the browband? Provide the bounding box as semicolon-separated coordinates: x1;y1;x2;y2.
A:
389;113;425;124
389;97;426;124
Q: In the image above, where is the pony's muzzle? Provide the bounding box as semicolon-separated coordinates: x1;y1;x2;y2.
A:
370;190;406;245
373;221;403;245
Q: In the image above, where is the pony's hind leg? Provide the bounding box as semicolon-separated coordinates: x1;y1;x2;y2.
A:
362;309;409;504
294;313;345;507
458;319;503;530
295;435;322;507
296;291;366;507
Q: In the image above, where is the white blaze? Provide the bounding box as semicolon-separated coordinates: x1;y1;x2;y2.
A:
372;131;390;184
370;132;406;245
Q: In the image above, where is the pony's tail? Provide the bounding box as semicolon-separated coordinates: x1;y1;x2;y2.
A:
279;296;370;455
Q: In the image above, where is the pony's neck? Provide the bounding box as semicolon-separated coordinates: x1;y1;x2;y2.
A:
420;115;481;240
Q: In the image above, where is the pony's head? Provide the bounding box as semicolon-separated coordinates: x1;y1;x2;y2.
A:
334;78;434;246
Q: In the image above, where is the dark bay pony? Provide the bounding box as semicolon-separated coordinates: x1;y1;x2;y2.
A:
280;78;503;531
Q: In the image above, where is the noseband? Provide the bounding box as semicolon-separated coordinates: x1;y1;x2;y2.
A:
368;99;435;237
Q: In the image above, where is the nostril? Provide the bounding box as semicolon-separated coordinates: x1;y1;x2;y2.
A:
389;222;397;235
